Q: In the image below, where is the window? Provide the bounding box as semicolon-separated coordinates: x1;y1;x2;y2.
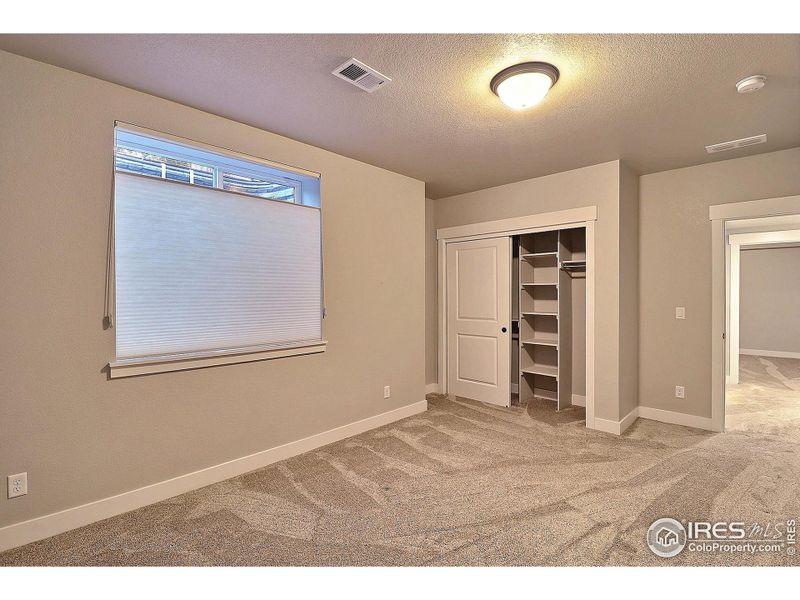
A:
109;124;325;378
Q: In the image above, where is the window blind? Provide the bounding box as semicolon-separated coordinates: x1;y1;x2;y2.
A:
114;171;322;360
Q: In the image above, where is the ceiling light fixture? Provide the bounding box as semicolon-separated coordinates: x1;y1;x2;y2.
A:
490;62;559;110
736;75;766;94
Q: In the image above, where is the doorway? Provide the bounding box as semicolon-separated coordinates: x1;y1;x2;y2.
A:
709;194;800;432
726;225;800;434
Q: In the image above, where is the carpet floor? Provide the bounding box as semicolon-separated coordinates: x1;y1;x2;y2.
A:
2;361;799;566
727;354;800;441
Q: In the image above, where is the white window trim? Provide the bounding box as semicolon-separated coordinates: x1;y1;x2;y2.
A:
109;341;327;379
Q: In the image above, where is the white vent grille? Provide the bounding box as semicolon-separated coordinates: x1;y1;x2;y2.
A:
706;134;767;154
332;58;391;93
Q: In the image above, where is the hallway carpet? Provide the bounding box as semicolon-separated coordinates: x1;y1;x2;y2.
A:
726;354;800;442
2;384;798;566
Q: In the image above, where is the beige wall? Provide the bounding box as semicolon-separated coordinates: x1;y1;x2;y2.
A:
740;246;800;354
425;198;438;386
618;163;640;418
0;51;425;528
639;147;800;418
433;161;624;421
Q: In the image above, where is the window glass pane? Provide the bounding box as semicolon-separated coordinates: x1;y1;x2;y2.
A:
114;141;300;203
221;172;296;202
114;146;214;188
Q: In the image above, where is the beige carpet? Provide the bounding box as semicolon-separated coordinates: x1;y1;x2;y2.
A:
727;354;800;441
2;368;799;566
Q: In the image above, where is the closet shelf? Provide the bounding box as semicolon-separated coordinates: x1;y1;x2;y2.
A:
532;388;558;402
522;365;558;378
521;338;558;347
521;252;558;261
521;282;557;287
521;311;558;318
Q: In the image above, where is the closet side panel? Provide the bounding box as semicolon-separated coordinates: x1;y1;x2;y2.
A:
571;275;587;399
569;228;587;402
558;231;573;410
512;242;520;399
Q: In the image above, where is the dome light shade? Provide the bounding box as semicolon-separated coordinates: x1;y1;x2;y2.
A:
490;62;559;110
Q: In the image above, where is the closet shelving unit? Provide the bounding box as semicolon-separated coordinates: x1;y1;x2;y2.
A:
517;228;586;410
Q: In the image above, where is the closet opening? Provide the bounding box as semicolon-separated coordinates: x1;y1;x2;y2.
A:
437;207;597;429
513;227;586;417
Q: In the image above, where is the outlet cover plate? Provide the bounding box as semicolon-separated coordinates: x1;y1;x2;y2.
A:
675;386;685;399
8;472;27;499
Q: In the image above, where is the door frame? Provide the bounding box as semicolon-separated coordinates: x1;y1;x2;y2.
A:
709;194;800;432
437;206;598;429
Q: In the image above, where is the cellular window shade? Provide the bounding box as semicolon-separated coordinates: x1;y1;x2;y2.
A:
114;172;322;360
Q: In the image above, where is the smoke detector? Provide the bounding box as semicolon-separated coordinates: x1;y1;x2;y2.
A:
736;75;766;94
332;58;391;93
705;134;767;154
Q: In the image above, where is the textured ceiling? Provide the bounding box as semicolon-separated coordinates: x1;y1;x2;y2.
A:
0;34;798;198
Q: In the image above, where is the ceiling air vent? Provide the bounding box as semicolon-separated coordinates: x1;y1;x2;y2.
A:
705;134;767;154
332;58;391;93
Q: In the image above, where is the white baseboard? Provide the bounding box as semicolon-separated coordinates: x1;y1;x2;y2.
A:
592;405;713;435
740;348;800;360
637;405;712;431
425;383;440;395
571;394;586;407
593;417;621;435
619;407;639;434
592;406;637;435
0;400;428;554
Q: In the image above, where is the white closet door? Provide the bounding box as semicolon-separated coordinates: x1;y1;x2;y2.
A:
447;237;511;407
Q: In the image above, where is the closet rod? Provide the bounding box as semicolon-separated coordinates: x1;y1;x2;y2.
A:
560;260;586;271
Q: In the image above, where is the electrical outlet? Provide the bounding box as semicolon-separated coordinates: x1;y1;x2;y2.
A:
8;472;27;499
675;385;685;399
384;386;391;399
675;307;686;320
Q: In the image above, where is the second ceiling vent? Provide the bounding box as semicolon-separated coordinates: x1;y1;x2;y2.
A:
332;58;391;93
705;134;767;154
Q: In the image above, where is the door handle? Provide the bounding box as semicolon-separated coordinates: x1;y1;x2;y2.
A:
501;327;508;333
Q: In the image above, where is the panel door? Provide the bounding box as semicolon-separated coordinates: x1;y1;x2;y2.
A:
446;237;511;406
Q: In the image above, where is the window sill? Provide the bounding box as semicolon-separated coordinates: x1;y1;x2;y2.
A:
108;341;327;379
